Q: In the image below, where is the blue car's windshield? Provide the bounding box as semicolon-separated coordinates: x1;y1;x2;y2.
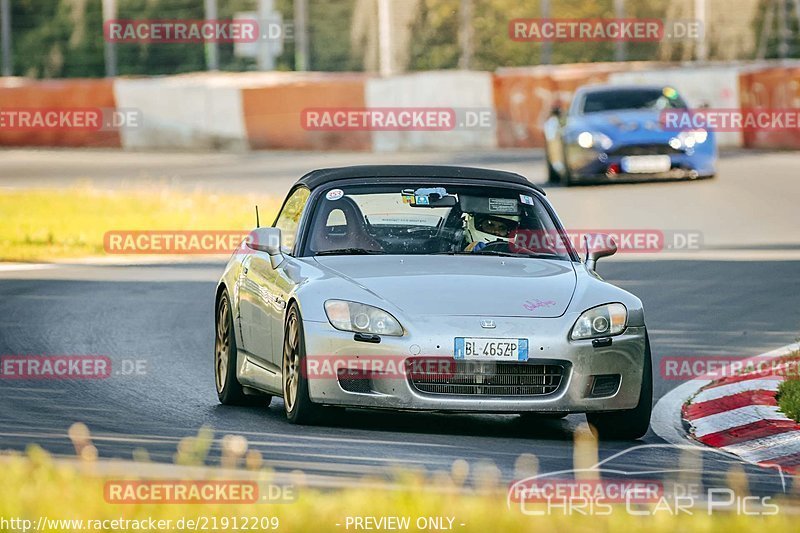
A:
578;88;688;115
303;183;573;260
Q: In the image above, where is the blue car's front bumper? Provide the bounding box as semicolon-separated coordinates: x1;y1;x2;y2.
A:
565;142;717;182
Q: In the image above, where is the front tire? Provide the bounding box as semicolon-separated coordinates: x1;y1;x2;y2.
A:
559;162;573;187
586;334;653;440
283;304;321;424
546;156;560;184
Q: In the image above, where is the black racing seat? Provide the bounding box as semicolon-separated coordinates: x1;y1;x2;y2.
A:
310;196;384;253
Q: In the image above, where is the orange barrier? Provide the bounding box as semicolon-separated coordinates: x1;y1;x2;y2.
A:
739;66;800;149
0;78;120;148
241;73;370;151
494;62;653;148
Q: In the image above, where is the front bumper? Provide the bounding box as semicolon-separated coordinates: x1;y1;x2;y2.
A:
565;144;716;183
302;317;647;414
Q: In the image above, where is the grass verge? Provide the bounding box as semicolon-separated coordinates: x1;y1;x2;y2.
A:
776;348;800;422
0;187;278;262
2;422;800;533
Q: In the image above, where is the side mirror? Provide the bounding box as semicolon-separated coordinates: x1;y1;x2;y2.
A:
247;227;282;256
584;233;617;272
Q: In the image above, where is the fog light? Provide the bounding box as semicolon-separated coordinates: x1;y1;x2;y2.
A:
590;374;621;397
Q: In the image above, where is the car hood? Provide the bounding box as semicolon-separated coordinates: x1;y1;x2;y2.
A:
313;255;577;318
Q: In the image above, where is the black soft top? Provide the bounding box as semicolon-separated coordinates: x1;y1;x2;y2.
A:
296;165;545;195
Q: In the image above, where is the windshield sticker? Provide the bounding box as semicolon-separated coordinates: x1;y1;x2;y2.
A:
414;195;430;205
519;194;534;206
325;189;344;201
488;198;519;213
401;194;414;204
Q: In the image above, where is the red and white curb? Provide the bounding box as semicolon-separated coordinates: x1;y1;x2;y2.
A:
652;342;800;471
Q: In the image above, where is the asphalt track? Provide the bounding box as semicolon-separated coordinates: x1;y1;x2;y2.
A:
1;149;799;494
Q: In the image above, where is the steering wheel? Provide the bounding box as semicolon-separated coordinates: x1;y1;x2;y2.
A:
474;239;509;252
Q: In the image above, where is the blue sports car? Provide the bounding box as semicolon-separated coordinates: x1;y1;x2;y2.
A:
543;84;717;186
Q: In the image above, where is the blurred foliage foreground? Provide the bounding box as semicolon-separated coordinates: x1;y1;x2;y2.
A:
1;423;799;532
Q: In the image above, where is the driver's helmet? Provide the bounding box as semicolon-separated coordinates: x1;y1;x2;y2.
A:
465;214;520;250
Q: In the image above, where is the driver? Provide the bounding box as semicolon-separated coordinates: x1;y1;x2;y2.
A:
464;213;519;252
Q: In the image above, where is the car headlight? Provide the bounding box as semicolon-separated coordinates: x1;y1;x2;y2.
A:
576;131;613;150
570;303;627;340
324;300;404;336
674;129;708;148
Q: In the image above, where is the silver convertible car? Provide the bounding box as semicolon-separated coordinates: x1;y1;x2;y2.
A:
214;165;652;439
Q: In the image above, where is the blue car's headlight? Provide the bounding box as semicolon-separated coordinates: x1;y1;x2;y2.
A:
671;129;708;149
678;129;708;147
570;303;627;340
576;131;614;151
324;300;404;336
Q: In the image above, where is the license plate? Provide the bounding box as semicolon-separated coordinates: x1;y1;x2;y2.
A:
621;155;672;174
454;338;529;361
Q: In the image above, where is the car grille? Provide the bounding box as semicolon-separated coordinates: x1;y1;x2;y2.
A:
407;359;565;397
608;144;682;156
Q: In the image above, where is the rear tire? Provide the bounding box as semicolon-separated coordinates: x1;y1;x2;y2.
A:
283;304;322;425
558;149;573;187
586;334;652;440
215;291;265;406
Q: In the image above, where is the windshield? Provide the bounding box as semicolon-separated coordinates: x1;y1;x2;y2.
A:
303;183;573;260
578;88;688;115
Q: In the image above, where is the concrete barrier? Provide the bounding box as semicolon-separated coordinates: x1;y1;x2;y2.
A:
2;61;799;152
114;73;248;151
365;71;495;151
